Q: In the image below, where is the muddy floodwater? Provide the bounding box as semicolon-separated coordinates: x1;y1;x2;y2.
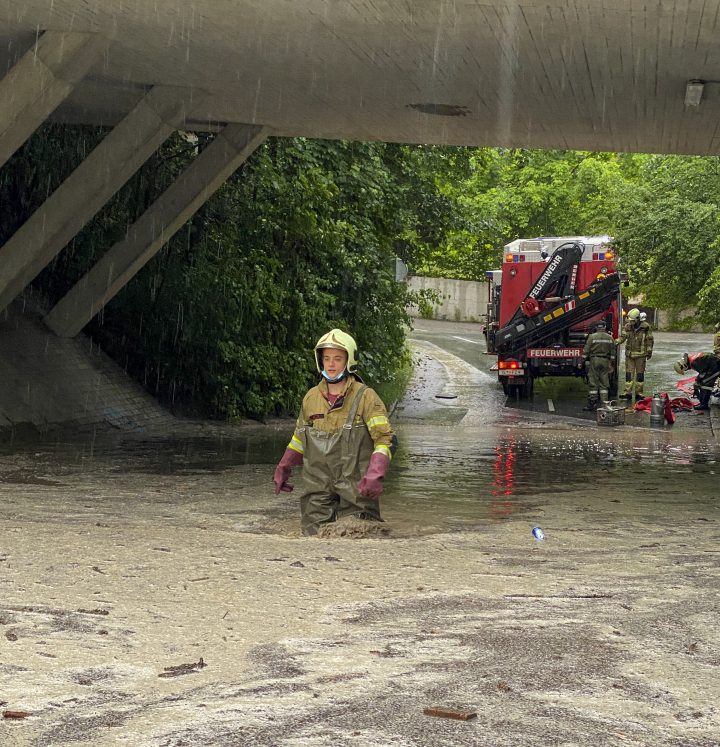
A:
1;335;719;746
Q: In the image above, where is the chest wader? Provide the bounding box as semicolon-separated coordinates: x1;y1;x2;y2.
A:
298;386;381;536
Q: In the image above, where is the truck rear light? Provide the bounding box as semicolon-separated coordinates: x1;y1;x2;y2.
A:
498;360;521;369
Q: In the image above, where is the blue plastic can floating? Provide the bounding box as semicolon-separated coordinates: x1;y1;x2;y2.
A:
532;526;545;541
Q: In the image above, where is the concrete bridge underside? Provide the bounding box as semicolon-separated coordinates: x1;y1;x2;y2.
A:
1;0;720;341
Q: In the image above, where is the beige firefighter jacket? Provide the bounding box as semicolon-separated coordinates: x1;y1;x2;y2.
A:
286;376;394;461
617;320;654;359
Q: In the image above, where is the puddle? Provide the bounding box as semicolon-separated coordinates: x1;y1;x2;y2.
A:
380;423;719;537
0;430;289;476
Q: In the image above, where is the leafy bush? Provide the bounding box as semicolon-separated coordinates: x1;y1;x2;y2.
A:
2;130;463;419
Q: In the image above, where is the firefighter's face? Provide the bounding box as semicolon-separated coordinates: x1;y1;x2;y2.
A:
322;348;348;377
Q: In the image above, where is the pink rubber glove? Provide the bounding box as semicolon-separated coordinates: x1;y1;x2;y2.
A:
272;448;303;494
357;452;390;499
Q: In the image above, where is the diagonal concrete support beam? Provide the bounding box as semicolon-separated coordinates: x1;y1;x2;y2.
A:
0;85;203;315
0;31;106;169
45;124;269;337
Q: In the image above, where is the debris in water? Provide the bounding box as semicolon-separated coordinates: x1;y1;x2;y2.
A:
317;516;390;538
3;711;31;719
423;707;477;721
158;657;206;678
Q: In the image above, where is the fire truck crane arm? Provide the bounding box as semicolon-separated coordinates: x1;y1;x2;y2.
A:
494;273;621;357
505;241;584;326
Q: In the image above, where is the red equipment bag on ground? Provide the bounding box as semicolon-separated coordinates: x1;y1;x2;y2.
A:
633;394;692;424
663;393;675;424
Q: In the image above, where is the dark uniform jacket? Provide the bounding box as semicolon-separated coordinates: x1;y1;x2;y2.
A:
584;330;614;360
689;352;720;385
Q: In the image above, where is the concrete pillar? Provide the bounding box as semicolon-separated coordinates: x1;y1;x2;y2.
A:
0;31;106;169
45;124;269;337
0;86;202;315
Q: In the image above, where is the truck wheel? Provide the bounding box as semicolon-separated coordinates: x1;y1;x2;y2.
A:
506;377;533;399
501;378;510;396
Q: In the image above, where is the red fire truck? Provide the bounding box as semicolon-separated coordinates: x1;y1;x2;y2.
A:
485;236;623;398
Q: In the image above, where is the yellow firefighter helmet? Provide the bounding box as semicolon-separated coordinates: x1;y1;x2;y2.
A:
314;329;358;375
674;355;689;375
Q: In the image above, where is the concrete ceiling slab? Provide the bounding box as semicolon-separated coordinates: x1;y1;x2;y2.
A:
2;1;720;154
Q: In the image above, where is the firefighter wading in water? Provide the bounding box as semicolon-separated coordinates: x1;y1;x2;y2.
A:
615;308;654;400
583;320;614;410
272;329;396;536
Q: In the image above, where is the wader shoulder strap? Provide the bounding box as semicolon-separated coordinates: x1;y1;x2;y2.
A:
344;385;368;428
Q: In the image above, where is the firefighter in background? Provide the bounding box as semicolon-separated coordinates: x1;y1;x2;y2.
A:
583;320;614;410
674;352;720;411
615;308;654;400
712;324;720;398
272;329;396;536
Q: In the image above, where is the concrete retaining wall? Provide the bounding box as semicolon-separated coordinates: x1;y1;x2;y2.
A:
655;307;704;332
0;303;171;433
406;278;707;332
407;276;486;322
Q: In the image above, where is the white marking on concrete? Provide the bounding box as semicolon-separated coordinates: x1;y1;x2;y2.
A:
453;336;481;345
547;399;555;412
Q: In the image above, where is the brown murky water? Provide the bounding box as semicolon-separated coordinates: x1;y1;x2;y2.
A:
1;346;719;746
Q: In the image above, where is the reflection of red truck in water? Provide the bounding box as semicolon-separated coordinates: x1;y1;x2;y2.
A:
485;236;623;398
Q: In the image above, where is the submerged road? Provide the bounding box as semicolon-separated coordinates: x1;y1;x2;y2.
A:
1;321;719;746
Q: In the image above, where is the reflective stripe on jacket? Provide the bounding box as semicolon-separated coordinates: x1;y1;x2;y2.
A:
287;375;394;459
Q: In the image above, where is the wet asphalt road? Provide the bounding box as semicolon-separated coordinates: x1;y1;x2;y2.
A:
409;319;715;426
393;318;719;538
